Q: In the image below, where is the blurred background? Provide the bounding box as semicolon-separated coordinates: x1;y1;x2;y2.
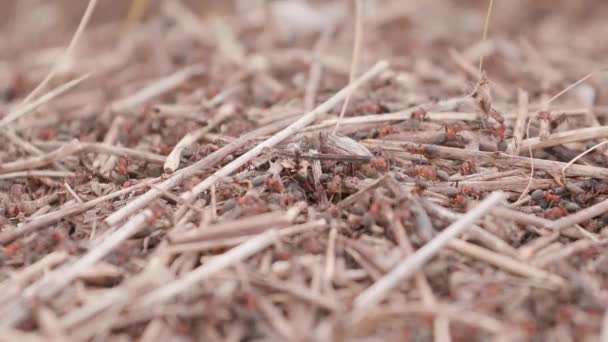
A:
1;0;608;106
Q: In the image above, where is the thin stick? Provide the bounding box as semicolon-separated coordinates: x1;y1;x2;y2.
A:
545;67;607;106
506;89;529;155
0;74;91;128
333;0;365;134
305;27;334;111
516;113;536;202
0;140;166;174
1;128;69;171
0;210;153;327
163;103;235;173
323;228;338;293
353;192;506;310
0;140;81;174
448;239;564;288
0;170;74;180
552;198;608;231
110;65;205;112
338;174;389;208
520;126;608;151
138;230;278;307
561;140;608;183
602;308;608;342
180;61;388;207
34;210;153;299
478;0;494;72
0;180;154;245
364;140;608;179
15;0;98;107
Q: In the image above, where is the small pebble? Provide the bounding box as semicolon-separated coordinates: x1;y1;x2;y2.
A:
566;183;584;194
497;140;508;152
562;201;580;212
251;175;266;187
531;189;545;201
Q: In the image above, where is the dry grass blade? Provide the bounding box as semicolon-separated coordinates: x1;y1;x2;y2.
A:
110;65;205;112
353;192;506;311
0;180;154;245
333;0;364;134
15;0;98;107
0;74;91;128
0;170;75;180
138;230;278;307
448;239;565;288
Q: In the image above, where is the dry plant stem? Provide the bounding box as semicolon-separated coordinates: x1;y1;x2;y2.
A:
93;116;124;170
359;303;509;335
1;129;69;171
0;140;166;174
305;27;334;111
307;105;593;132
506;89;529;155
534;239;608;267
84;143;166;163
3;210;153;327
338;174;389;208
333;0;364;134
447;48;508;98
143;181;205;216
35;306;68;341
0;180;154;245
4;252;69;287
249;273;339;311
323;228;338;293
520;126;608;151
254;291;297;340
0;74;91;128
105;117;295;226
353;192;506;311
478;0;494;72
0;140;81;174
177;61;388;213
0;170;74;180
16;0;98;107
447;239;564;288
385;201;445;338
561;140;608;183
423;201;520;257
169;210;293;244
545;68;607;106
551;199;608;231
364;140;608;179
602;309;608;342
163;103;235;173
35;208;150;300
39;141;166;163
138;230;278;307
167;219;327;254
110;64;205;112
491;207;552;230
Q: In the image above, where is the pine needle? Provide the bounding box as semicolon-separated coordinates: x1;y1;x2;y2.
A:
333;0;365;135
478;0;494;73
